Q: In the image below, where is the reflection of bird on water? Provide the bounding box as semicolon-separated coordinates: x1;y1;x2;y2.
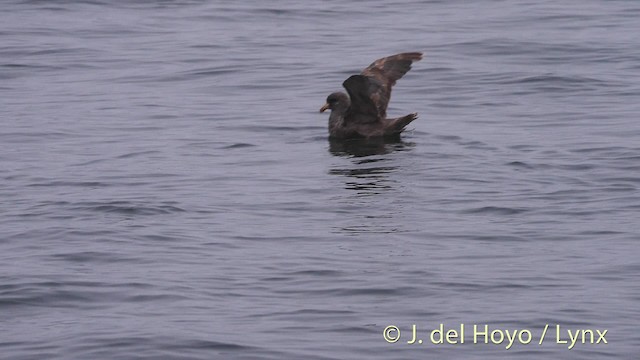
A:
320;52;423;139
328;139;415;194
329;162;395;194
328;137;415;158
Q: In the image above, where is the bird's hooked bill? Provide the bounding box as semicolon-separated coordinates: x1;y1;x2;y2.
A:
319;103;330;112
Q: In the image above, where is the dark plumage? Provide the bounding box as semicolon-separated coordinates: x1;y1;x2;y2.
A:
320;52;423;139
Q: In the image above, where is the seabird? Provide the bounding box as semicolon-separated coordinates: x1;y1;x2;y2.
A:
320;52;422;139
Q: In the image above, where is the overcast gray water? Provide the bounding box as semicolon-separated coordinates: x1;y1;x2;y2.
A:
2;1;639;359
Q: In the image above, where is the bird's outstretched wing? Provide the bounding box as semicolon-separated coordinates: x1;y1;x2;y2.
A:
342;52;422;124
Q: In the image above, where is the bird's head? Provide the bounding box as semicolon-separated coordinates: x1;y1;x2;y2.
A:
320;92;350;113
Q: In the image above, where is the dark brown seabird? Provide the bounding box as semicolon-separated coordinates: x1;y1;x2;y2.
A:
320;52;422;139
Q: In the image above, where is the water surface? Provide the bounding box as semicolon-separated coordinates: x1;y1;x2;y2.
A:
1;1;639;359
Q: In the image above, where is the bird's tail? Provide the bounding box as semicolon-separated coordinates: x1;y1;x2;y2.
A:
386;113;418;135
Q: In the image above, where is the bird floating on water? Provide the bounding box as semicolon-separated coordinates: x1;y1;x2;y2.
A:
320;52;422;139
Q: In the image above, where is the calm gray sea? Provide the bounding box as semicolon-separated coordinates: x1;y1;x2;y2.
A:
1;1;639;359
